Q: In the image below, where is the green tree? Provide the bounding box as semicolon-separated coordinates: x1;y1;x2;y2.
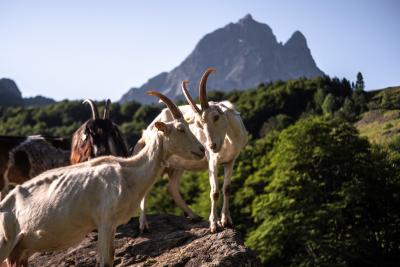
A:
133;105;161;124
246;117;400;266
336;97;357;121
259;114;293;136
321;93;337;116
352;90;367;114
355;72;365;92
313;88;326;113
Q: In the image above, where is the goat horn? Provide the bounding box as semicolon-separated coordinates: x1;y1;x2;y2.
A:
199;68;216;110
181;80;202;115
83;99;99;120
103;99;111;119
147;91;183;119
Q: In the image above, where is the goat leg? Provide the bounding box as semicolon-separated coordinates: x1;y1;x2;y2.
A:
220;160;235;228
167;169;201;221
139;195;150;233
97;223;115;267
208;157;219;233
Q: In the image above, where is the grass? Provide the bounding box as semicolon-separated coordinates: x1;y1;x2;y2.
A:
355;109;400;145
367;86;400;110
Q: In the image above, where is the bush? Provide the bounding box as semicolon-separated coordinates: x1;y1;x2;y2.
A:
245;117;400;266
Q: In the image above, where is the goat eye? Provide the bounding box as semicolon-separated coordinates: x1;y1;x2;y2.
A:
213;115;219;122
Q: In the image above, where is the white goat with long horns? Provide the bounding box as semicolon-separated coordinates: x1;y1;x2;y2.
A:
0;92;205;267
135;68;248;233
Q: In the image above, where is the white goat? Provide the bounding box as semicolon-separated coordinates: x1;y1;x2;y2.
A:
0;91;205;267
135;68;248;233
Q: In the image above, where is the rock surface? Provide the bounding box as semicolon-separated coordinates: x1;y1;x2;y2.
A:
120;14;324;104
30;215;261;266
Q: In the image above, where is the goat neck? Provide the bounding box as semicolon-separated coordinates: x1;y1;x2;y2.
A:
119;131;167;189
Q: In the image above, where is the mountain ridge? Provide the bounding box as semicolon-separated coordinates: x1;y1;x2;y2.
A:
0;78;55;107
120;14;324;104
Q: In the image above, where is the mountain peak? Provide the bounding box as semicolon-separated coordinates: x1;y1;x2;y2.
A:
0;78;23;106
120;16;324;104
285;30;307;48
239;13;254;23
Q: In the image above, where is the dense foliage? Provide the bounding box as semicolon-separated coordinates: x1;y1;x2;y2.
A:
245;118;400;266
0;100;161;146
1;75;399;266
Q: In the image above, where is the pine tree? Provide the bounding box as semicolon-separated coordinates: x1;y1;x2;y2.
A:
355;72;365;92
352;72;367;113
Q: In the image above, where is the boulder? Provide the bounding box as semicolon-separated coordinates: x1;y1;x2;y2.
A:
30;214;261;266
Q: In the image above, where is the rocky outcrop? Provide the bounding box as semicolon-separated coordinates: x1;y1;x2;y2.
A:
120;14;324;104
30;214;260;266
0;78;55;107
0;78;24;106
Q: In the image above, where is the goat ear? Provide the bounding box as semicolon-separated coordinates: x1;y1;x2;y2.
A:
155;121;170;134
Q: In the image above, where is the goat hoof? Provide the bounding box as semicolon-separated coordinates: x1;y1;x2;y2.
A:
220;217;234;228
221;220;234;228
139;223;150;234
209;223;218;234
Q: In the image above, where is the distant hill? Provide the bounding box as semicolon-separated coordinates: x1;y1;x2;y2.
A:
120;14;324;104
0;78;24;106
0;78;55;107
24;95;56;107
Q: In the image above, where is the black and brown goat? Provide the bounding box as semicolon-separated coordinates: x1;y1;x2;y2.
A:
70;99;129;164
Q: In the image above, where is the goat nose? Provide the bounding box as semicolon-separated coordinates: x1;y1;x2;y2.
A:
209;143;217;150
200;146;205;153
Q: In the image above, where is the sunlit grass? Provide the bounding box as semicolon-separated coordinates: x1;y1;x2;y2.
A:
356;109;400;145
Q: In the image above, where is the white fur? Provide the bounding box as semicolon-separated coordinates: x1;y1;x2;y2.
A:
0;118;203;266
136;101;247;233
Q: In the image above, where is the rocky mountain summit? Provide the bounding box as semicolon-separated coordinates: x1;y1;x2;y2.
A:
120;14;324;104
30;214;260;266
0;78;55;107
0;78;24;106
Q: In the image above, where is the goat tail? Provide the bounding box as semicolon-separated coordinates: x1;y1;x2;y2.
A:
0;211;21;262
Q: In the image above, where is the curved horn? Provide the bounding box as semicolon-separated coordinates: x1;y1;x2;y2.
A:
103;99;111;119
146;91;183;119
199;67;216;110
83;99;99;120
181;80;202;115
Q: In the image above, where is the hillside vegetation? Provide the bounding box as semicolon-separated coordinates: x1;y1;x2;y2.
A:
0;75;399;266
355;86;400;145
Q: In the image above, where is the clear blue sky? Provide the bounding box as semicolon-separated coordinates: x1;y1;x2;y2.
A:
0;0;399;101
